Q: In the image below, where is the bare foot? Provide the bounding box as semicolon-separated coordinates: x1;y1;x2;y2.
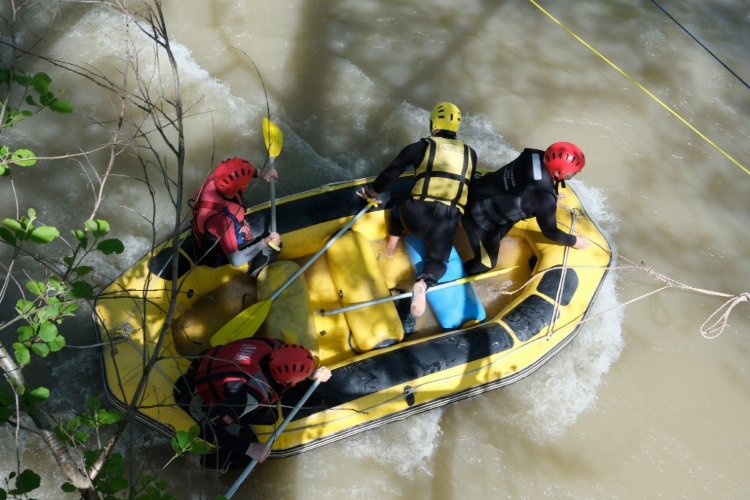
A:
384;235;400;257
410;280;427;317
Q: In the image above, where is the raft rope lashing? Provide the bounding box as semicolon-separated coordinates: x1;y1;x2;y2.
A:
526;0;750;177
648;0;750;92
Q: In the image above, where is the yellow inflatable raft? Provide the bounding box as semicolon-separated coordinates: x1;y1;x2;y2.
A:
93;174;612;457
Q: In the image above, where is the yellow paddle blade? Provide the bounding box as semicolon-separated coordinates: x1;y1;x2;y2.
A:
209;299;272;347
262;117;283;158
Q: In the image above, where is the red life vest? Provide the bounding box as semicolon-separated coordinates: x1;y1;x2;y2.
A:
191;177;249;256
194;338;283;407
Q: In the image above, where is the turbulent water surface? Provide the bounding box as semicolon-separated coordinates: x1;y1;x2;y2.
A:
1;1;749;498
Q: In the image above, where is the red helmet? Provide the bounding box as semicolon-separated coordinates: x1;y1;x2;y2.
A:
543;142;585;181
268;344;316;386
212;157;255;198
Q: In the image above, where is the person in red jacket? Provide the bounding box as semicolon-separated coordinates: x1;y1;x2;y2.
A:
191;157;281;270
461;142;590;276
175;338;331;470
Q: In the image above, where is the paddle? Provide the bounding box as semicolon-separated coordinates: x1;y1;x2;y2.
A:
317;265;519;316
224;378;322;499
263;117;282;251
247;118;283;278
211;198;379;346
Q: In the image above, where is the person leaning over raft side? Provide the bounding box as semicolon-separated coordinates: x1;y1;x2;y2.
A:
461;142;590;276
177;338;332;470
356;102;477;318
191;157;281;272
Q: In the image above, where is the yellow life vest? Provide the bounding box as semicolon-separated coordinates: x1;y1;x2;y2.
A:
411;137;474;213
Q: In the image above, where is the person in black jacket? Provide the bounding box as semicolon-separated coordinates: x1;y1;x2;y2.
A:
462;142;589;276
357;102;478;317
174;338;331;470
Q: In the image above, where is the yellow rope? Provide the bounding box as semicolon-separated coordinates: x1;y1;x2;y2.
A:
527;0;750;177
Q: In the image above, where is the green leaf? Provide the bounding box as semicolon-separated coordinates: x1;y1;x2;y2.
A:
49;98;73;114
38;321;58;342
48;334;66;352
74;265;93;276
25;280;46;295
29;225;59;244
11;469;41;495
87;396;102;411
61;483;77;493
28;386;50;404
97;238;124;255
31;342;50;358
70;281;94;299
0;227;16;244
72;229;88;248
11;149;36;167
95;408;123;425
17;325;35;342
0;164;8;177
15;298;34;315
39;303;61;322
31;72;51;95
1;218;23;232
60;302;80;315
12;343;30;365
171;432;191;452
85;218;110;237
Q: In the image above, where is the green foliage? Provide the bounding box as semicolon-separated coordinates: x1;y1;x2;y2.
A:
1;38;180;500
54;397;125;447
0;67;73;129
0;208;59;245
11;277;79;366
1;469;42;498
0;146;36;176
1;67;69;177
86;451;129;497
133;475;178;500
170;425;212;457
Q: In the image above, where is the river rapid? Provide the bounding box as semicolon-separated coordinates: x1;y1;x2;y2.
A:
1;1;749;499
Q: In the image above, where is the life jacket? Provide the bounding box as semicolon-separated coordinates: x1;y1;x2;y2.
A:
194;337;283;407
468;148;556;231
191;177;248;256
411;137;474;213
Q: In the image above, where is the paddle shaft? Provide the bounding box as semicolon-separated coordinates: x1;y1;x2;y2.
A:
225;379;322;499
318;266;517;316
268;161;280;251
269;200;377;303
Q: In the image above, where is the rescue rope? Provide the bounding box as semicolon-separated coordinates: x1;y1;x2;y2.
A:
648;0;750;92
526;0;750;177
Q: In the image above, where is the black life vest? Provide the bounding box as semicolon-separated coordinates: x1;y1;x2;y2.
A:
468;148;556;231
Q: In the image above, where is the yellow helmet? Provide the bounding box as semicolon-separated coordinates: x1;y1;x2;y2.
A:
430;102;461;133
